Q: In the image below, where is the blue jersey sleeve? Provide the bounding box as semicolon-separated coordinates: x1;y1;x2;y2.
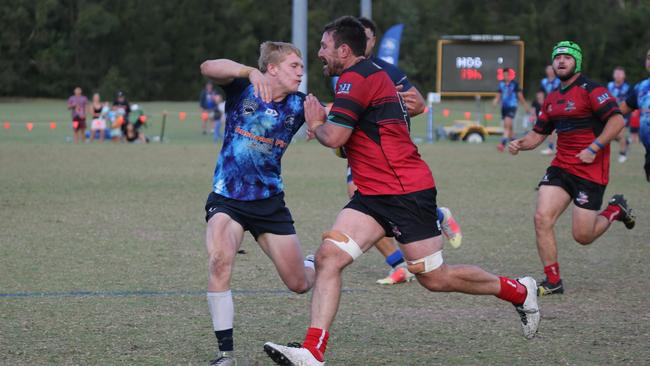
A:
371;56;413;91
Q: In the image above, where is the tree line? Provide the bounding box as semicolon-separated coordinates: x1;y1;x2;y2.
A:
1;0;648;101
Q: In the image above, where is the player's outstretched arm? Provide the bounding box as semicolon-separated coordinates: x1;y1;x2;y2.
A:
200;59;272;102
508;130;546;155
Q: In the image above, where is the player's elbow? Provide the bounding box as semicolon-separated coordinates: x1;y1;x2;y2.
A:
200;60;214;77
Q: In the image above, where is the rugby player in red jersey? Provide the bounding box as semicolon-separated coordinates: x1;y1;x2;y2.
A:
264;16;540;366
508;41;636;296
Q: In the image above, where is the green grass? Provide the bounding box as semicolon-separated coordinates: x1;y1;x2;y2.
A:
1;100;649;365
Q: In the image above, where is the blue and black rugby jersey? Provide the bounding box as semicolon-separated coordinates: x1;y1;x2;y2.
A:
626;78;650;132
369;56;413;91
212;78;305;200
498;80;520;109
607;81;630;104
541;77;560;95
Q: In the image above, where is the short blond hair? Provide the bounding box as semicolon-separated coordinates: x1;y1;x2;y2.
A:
258;41;302;73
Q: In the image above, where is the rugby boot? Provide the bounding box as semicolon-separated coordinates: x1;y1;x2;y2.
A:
537;278;564;296
608;194;635;229
264;342;324;366
514;276;541;339
439;207;462;248
376;264;415;285
209;351;236;366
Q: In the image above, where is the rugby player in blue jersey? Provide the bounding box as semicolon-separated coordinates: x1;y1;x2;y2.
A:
608;66;631;163
199;41;315;366
493;68;531;152
620;48;650;182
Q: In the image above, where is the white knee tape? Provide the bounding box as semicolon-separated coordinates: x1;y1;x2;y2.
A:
407;250;443;274
322;230;363;260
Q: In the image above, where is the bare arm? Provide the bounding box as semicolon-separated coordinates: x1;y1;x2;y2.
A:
575;113;626;164
508;130;547;155
397;85;426;117
200;59;272;102
303;94;353;148
492;93;501;107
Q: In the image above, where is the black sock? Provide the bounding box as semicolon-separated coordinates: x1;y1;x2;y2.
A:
215;329;234;352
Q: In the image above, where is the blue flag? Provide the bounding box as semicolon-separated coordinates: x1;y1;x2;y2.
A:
377;24;404;66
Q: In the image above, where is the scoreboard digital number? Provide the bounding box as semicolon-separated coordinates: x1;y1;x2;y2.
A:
436;40;525;96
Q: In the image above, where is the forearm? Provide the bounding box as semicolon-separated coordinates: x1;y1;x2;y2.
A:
518;131;546;151
594;114;625;146
200;59;256;84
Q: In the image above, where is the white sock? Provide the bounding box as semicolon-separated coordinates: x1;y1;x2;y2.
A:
207;290;234;331
304;260;315;271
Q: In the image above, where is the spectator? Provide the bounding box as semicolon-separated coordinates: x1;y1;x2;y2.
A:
89;93;107;142
112;91;131;137
199;82;217;135
67;87;88;143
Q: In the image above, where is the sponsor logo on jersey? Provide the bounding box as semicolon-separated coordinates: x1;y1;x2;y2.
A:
576;191;589;205
337;83;352;94
565;100;576;112
242;99;258;115
265;108;278;117
597;92;610;104
284;115;296;130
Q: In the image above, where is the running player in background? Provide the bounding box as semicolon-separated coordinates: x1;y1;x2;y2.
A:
494;68;530;152
539;65;561;155
607;66;631;163
619;48;650;182
509;41;636;296
264;17;539;366
199;42;315;366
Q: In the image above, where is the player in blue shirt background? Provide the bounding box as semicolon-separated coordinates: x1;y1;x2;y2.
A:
493;68;530;152
620;48;650;182
199;41;315;366
607;66;631;163
539;65;561;155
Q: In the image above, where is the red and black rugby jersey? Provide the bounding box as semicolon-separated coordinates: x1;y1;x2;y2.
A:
534;75;621;185
328;59;435;195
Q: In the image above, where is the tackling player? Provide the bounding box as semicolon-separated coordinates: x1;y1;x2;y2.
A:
509;41;636;296
199;42;315;366
264;17;540;366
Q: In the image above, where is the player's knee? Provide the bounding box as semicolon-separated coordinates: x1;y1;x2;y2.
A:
317;230;362;270
285;277;311;294
314;244;347;273
415;265;451;292
572;231;595;245
534;211;555;230
207;250;234;275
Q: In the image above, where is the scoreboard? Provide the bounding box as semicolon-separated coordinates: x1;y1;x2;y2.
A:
436;38;525;96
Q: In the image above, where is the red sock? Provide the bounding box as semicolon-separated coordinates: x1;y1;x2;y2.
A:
599;204;622;223
302;327;329;362
544;262;561;284
496;276;527;305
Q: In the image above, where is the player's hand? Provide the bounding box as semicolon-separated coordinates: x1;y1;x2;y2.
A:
306;128;316;141
396;85;424;116
304;94;326;131
576;148;596;164
249;69;272;103
508;139;522;155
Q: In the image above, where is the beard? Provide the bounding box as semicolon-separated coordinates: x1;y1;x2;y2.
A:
555;64;577;81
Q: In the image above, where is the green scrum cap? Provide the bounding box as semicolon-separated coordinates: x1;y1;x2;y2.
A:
552;41;582;72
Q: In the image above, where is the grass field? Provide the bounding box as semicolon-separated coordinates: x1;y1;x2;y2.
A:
1;100;649;365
